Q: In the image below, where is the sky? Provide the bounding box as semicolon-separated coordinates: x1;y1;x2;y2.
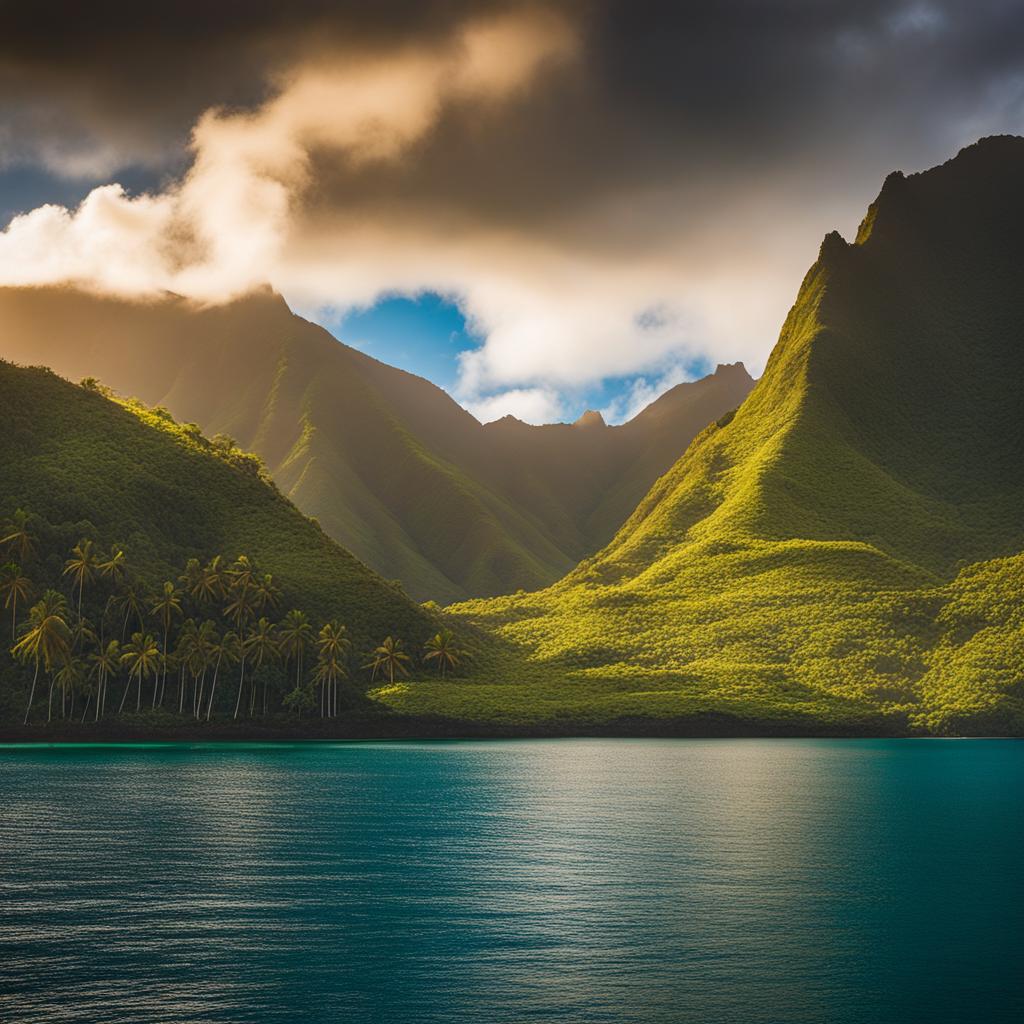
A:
0;1;1022;423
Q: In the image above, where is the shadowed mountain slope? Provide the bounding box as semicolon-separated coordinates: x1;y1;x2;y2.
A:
0;360;431;647
419;136;1024;735
0;287;752;601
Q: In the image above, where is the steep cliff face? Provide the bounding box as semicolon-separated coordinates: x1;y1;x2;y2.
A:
439;137;1024;735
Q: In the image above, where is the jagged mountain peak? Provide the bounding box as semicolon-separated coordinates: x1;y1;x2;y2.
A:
573;409;607;429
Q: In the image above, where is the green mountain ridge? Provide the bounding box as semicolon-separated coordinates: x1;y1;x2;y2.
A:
0;359;431;652
374;135;1024;735
0;288;753;603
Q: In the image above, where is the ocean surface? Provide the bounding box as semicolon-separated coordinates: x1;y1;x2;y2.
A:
0;739;1021;1023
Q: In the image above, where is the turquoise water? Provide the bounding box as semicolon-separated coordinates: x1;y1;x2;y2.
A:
0;739;1021;1023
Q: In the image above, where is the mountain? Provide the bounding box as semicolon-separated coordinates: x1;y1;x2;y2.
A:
0;360;431;650
386;136;1024;735
0;287;752;602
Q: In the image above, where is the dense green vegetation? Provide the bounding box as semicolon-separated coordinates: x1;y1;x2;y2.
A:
0;362;471;730
0;287;752;601
372;137;1024;736
3;138;1022;738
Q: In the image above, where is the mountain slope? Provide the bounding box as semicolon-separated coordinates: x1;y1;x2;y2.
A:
393;136;1024;735
0;287;752;602
0;360;430;646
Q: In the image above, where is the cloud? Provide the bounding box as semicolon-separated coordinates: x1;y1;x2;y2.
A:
0;8;576;302
2;1;1024;418
462;387;566;424
600;362;699;425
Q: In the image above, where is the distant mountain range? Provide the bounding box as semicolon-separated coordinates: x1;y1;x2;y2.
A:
0;287;752;602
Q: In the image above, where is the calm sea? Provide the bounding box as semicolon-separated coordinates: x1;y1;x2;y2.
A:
1;739;1021;1023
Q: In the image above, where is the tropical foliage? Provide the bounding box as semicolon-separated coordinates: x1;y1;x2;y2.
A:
1;514;464;727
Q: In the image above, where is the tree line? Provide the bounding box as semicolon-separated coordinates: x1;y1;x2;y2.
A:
0;509;465;726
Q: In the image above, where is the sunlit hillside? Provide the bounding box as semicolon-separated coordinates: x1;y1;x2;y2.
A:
0;361;431;651
377;137;1024;736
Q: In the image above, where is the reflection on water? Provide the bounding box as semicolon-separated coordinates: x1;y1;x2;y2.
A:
1;739;1021;1023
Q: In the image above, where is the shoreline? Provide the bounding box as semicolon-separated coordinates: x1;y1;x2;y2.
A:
0;712;963;743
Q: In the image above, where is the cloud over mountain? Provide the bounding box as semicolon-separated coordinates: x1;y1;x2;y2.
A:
1;1;1023;418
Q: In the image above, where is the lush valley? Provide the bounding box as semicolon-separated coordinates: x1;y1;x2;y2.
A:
2;138;1022;738
0;288;752;602
375;137;1024;736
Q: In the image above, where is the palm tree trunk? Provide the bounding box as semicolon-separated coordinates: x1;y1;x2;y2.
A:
232;652;248;719
118;670;135;714
157;627;168;708
23;660;40;725
195;669;206;719
81;695;90;723
47;674;55;722
206;654;223;720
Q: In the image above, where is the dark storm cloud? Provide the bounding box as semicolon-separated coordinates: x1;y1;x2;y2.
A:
0;0;564;171
2;0;1022;193
1;0;1022;419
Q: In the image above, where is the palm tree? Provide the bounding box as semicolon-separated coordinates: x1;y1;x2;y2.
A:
205;630;239;721
97;545;128;591
224;583;257;636
54;656;86;720
119;632;161;713
109;581;146;640
174;619;198;714
191;555;228;608
1;509;35;563
178;558;202;609
149;582;182;708
315;622;351;717
12;590;72;724
88;639;121;720
254;573;281;612
365;636;411;685
191;620;218;717
0;563;31;638
278;610;313;690
239;617;278;719
423;630;464;680
70;615;97;651
228;554;256;595
63;539;98;621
